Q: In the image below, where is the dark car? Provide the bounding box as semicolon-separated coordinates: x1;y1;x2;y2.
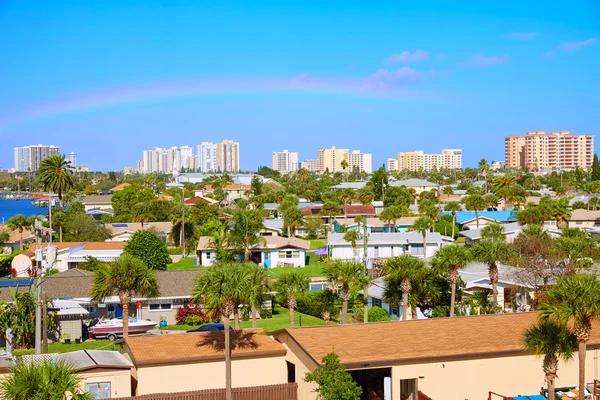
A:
186;323;233;333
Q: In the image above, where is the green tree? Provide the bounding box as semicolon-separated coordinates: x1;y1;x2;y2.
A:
244;263;271;329
274;271;310;328
342;229;361;257
471;239;512;308
6;214;33;250
323;260;370;324
553;236;590;274
37;154;74;208
0;359;92;400
592;154;600;181
283;208;305;238
321;201;341;233
444;201;462;240
462;194;487;228
62;213;111;242
228;209;266;261
91;253;159;338
410;216;434;258
369;167;388;201
551;198;572;228
124;230;171;270
431;245;472;317
481;224;505;242
304;352;362;400
523;319;577;400
110;185;154;221
304;215;323;238
384;255;426;320
250;176;263;196
193;263;249;400
540;274;600;400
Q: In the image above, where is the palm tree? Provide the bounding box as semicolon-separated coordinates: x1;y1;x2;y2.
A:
228;209;266;262
244;263;270;329
90;254;159;338
6;214;32;250
193;263;249;400
384;255;425;320
275;271;309;328
481;224;505;242
410;216;434;259
343;229;361;258
483;193;499;210
552;198;572;228
339;188;356;208
540;274;600;400
0;359;92;400
431;245;472;317
443;201;462;240
523;319;577;400
208;223;231;263
37;154;74;208
323;260;370;324
462;194;487;228
553;236;589;274
471;239;512;310
283;208;304;238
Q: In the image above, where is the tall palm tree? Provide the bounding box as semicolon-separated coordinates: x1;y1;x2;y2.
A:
470;239;512;309
443;201;462;240
343;229;361;258
244;263;270;329
228;209;266;262
193;263;248;400
283;207;304;238
462;194;487;228
274;271;309;328
208;223;231;263
323;260;370;324
431;245;472;317
552;198;572;228
553;236;589;274
410;216;434;259
6;214;32;250
90;254;159;338
523;319;577;400
540;274;600;400
37;154;74;208
480;224;505;242
384;255;425;320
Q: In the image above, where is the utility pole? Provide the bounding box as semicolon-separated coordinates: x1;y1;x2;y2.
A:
181;187;185;258
34;220;43;355
363;217;369;323
42;292;48;353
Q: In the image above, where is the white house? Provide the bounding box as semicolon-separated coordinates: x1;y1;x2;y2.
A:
25;242;125;275
196;235;310;268
105;222;172;242
327;231;452;261
388;178;438;194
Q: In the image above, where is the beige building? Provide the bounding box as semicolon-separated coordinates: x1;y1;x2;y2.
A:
122;329;288;395
318;146;349;173
302;159;319;172
272;150;299;174
348;150;373;173
217;139;240;172
505;131;594;170
396;149;462;171
271;312;600;400
387;158;398;172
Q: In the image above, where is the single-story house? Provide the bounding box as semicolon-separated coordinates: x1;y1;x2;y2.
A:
388;178;438;194
184;195;219;206
330;182;369;190
0;350;133;399
176;173;273;186
328;231;452;261
372;200;384;215
270;312;600;400
261;219;284;236
197;235;310;268
444;210;517;230
121;329;287;395
86;207;115;221
105;222;172;242
0;225;35;254
82;195;113;212
562;209;600;229
334;217;418;234
459;222;523;244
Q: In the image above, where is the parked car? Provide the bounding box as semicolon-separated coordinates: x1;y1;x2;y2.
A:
186;323;233;333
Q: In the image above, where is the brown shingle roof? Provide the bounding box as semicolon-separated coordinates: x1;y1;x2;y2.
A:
340;205;376;216
124;329;286;366
272;312;600;367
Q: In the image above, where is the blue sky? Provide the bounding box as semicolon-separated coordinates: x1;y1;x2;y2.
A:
0;1;598;171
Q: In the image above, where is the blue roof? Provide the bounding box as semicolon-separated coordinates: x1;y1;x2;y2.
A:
0;279;33;287
513;396;546;400
443;210;517;224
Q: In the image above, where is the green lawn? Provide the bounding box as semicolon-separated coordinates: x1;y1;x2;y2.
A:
12;340;117;356
309;239;326;250
161;306;330;333
167;257;202;270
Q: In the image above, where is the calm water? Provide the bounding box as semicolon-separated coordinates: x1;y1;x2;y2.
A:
0;199;47;224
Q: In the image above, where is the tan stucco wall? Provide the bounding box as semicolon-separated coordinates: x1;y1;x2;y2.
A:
275;335;319;400
79;369;132;398
135;355;287;395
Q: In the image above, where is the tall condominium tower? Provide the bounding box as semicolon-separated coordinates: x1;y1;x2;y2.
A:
272;150;299;174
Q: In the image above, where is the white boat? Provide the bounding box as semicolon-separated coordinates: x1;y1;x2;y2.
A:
90;317;157;340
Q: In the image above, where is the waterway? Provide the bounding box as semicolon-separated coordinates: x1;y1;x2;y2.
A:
0;199;47;224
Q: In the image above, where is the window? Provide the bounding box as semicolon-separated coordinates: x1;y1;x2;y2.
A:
287;361;296;383
149;303;172;311
279;250;300;259
373;298;382;308
85;382;111;399
400;379;417;400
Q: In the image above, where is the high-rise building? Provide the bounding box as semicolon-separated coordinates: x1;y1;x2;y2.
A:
318;146;349;173
198;142;218;173
141;146;195;174
348;150;373;174
68;152;77;167
13;144;60;172
387;158;398;172
505;131;594;170
302;159;319;172
272;150;299;174
396;149;462;171
216;140;240;172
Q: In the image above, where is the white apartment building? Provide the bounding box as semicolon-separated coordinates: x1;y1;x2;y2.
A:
387;158;398;172
13;144;61;171
302;159;319;172
141;146;195;174
396;149;462;171
216;140;240;172
272;150;299;174
197;142;218;173
68;152;77;167
348;150;373;174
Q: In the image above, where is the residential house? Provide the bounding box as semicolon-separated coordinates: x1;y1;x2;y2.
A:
330;182;368;190
184;195;219;206
109;182;132;192
444;210;517;230
197;235;310;268
328;232;451;261
262;219;284;236
372;200;384;215
270;312;600;400
562;209;600;230
121;329;287;395
388;178;438;194
334;217;418;234
83;194;114;220
105;222;172;242
0;225;35;254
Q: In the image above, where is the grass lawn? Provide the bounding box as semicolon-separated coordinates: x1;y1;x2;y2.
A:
167;257;202;270
268;253;325;278
309;239;326;250
161;306;330;333
12;340;117;356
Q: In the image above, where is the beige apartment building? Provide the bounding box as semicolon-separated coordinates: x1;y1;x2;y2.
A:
505;131;594;170
318;146;349;173
393;149;462;171
216;139;240;172
302;159;319;172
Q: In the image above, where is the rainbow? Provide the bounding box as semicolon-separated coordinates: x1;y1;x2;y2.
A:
0;76;402;128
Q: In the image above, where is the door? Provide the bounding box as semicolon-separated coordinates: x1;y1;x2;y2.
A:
115;304;123;319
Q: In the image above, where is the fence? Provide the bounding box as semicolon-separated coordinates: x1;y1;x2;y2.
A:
114;383;298;400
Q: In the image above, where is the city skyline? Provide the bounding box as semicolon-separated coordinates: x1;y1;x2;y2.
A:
1;1;598;171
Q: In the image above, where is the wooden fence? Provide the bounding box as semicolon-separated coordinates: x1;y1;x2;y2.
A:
114;383;298;400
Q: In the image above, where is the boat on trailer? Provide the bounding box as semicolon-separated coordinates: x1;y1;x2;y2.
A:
90;317;157;340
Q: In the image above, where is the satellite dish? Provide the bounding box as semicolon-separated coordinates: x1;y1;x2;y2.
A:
46;246;57;266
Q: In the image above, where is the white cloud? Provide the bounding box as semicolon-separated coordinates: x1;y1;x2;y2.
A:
385;50;428;64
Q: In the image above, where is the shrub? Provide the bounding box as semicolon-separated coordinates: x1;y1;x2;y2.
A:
124;230;171;270
258;307;273;319
368;306;391;322
295;290;338;320
184;315;205;326
176;305;207;325
0;250;24;277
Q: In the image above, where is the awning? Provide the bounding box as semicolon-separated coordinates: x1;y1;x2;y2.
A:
314;247;327;256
